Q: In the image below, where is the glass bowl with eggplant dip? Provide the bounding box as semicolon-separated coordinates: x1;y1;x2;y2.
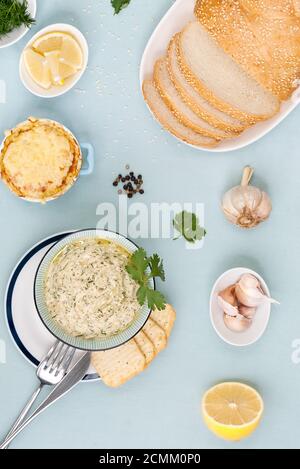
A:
34;229;155;351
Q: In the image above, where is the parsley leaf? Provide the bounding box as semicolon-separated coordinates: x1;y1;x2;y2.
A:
126;248;166;310
125;248;148;284
111;0;131;14
148;253;165;281
173;211;206;243
145;289;166;311
137;285;147;306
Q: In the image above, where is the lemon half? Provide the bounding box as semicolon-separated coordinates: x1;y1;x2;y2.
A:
202;382;264;441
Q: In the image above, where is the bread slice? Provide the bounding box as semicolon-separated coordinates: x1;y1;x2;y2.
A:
167;35;246;133
142;318;167;354
154;57;233;140
91;339;145;388
195;0;300;100
134;330;155;365
142;79;219;147
150;305;176;339
178;22;280;123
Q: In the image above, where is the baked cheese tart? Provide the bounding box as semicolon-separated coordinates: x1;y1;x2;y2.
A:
0;118;82;202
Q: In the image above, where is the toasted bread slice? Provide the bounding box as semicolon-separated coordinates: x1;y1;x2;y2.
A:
154;57;232;140
150;305;176;339
134;330;155;365
142;318;167;354
142;79;219;147
167;35;246;134
91;340;145;388
177;22;280;123
195;0;300;100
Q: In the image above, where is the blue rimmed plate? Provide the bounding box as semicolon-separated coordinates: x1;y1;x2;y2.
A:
5;231;99;382
34;229;154;351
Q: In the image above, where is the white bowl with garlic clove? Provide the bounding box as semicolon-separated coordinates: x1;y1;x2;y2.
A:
210;268;279;347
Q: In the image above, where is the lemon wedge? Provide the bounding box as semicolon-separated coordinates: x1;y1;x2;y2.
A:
23;49;52;89
202;382;264;441
59;34;83;70
58;62;78;81
32;32;64;54
44;51;61;85
44;50;78;85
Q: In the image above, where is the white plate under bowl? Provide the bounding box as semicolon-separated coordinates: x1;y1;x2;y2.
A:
209;267;273;346
19;23;89;98
140;0;300;152
5;231;99;382
0;0;36;49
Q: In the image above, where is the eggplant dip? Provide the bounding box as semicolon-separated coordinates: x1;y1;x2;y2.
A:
45;238;140;339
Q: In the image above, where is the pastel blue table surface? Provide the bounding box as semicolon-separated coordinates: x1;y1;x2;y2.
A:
0;0;300;449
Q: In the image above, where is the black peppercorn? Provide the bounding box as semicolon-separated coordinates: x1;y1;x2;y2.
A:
113;169;144;198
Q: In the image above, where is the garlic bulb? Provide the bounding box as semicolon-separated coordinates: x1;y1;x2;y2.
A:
222;166;272;228
224;313;252;332
235;274;279;307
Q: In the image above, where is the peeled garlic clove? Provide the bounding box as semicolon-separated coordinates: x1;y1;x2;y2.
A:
236;274;279;307
218;296;239;317
239;305;256;319
219;284;238;306
221;166;272;229
239;274;260;289
224;313;252;332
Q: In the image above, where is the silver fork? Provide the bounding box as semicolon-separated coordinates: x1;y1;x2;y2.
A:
4;340;75;449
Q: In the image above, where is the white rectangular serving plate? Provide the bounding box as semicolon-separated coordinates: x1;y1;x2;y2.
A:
140;0;300;153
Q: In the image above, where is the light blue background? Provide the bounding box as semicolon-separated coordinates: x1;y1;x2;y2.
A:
0;0;300;449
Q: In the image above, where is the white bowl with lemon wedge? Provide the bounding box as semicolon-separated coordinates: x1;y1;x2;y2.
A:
19;24;88;98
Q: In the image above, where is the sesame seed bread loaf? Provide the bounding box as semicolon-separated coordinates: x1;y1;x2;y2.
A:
195;0;300;100
167;35;246;134
154;57;232;140
142;79;219;148
177;22;280;123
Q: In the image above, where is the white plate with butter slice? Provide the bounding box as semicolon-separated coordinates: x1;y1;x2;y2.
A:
140;0;300;152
